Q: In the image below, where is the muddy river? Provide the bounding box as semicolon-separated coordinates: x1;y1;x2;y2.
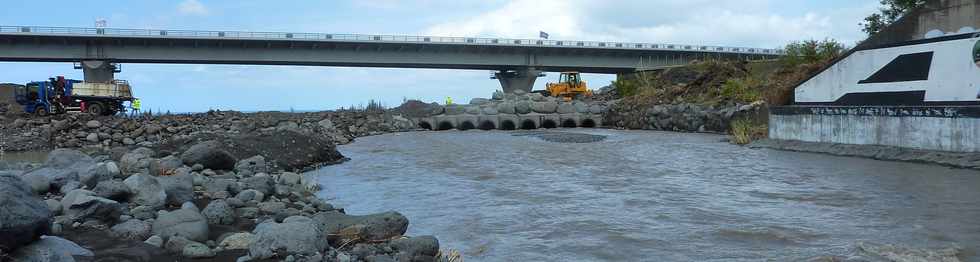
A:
312;129;980;261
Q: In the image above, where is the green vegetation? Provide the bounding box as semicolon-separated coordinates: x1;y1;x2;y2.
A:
861;0;927;36
612;78;640;98
720;77;763;103
781;39;847;67
730;118;768;145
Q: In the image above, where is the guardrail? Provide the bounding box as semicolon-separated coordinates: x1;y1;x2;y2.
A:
0;25;784;55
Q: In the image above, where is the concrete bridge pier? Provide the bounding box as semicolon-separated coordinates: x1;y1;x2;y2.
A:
76;60;119;83
493;68;542;94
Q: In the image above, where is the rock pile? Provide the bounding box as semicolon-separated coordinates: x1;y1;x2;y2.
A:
603;101;766;133
0;109;417;154
1;143;444;261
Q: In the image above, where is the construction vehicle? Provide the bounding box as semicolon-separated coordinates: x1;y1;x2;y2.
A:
14;76;135;116
538;72;593;101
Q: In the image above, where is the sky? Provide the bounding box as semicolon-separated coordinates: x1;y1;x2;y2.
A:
0;0;879;112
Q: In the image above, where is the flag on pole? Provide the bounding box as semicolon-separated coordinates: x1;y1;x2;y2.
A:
539;31;549;39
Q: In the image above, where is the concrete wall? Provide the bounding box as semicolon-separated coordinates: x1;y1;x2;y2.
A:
860;0;980;48
769;106;980;152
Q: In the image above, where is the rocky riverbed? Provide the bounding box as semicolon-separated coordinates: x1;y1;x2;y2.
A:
0;109;459;262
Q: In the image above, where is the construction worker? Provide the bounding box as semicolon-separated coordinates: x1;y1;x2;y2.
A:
445;96;453;105
130;98;141;117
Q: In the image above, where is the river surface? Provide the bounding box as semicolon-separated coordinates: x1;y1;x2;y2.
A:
310;129;980;261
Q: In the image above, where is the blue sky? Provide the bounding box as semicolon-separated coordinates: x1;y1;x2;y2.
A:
0;0;878;112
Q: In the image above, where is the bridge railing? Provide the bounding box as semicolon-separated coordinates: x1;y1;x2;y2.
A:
0;25;784;55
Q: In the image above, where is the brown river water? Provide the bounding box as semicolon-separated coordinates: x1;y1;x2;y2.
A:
310;129;980;261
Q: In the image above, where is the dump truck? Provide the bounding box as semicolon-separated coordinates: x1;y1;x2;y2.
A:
14;76;135;116
538;72;593;101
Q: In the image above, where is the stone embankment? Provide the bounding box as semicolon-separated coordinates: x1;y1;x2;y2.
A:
0;109;461;261
1;145;449;262
602;101;767;133
402;90;608;131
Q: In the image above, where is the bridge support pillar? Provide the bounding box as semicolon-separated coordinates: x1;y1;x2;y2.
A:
493;68;542;94
76;60;119;83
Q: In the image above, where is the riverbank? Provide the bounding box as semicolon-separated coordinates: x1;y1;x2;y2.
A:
750;138;980;170
0;110;457;262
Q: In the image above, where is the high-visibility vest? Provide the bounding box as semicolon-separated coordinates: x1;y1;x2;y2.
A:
132;99;141;110
446;97;453;105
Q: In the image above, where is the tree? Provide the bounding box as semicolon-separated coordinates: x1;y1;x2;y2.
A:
781;39;847;67
861;0;927;35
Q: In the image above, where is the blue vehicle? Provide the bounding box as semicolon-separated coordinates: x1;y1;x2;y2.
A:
14;76;135;116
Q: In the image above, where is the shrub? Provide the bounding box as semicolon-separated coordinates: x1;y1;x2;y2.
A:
781;39;847;67
731;118;768;145
721;77;763;103
612;79;640;97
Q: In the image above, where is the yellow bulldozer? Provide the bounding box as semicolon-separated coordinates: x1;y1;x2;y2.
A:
537;72;593;101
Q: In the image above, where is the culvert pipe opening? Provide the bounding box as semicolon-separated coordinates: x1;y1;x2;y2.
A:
459;121;476;131
500;120;517;130
437;121;455;131
520;120;537;130
562;119;577;128
542;119;558;129
581;119;597;128
478;121;496;130
419;121;433;130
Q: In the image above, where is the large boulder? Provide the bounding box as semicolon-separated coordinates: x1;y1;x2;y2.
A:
557;103;577;114
464;106;481;115
120;147;157;175
443;105;465;115
496;102;516;114
123;174;168;208
149;156;184;176
201;200;234;225
152;205;209;242
242;176;273;195
156;172;194;206
0;172;52;253
390;236;440;261
110;219;152;241
218;232;254;250
20;149;96;190
235;155;268;175
61;189;124;222
469;98;491;105
311;211;409;244
10;236;93;262
180;141;237;170
249;216;328;259
93;179;131;202
515;101;532;114
531;102;558;114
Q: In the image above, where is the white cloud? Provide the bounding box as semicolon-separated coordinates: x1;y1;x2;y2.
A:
423;0;875;48
177;0;209;16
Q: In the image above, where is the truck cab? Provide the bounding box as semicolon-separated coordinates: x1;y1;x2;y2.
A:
14;81;53;115
13;77;135;116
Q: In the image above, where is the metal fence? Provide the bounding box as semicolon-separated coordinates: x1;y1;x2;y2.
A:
0;25;784;55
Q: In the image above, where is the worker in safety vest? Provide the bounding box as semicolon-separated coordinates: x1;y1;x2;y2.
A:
130;99;141;117
445;96;453;105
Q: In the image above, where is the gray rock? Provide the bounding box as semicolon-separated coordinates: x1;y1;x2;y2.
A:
123;137;136;145
491;90;504;100
443;105;465;115
86;132;100;142
205;178;238;194
258;202;286;215
225;197;246;208
589;104;604;114
235;155;268;175
469;98;491;105
110;219;152;241
237;207;260;219
62;189;124;222
79;162;114;188
85;120;101;128
202;200;235;225
515;100;532;114
464;106;481;115
390;236;440;260
311;211;409;242
573;101;590;113
482;106;499;115
0;173;53;252
20;173;51;194
248;217;328;259
120;147;156;174
531;102;558;114
11;236;93;262
242;176;273;195
152;206;210;242
277;172;302;186
164;235;194;253
59;181;81;195
496;102;516;114
124;174;168;208
44;199;62;215
144;235;164;248
93;180;131;201
557;103;577;114
181;141;237;170
181;202;200;213
131;205;157;220
149;156;184;176
183;242;216;258
156;172;194;206
219;232;255;250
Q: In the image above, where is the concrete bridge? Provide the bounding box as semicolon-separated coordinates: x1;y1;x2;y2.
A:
0;25;781;93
